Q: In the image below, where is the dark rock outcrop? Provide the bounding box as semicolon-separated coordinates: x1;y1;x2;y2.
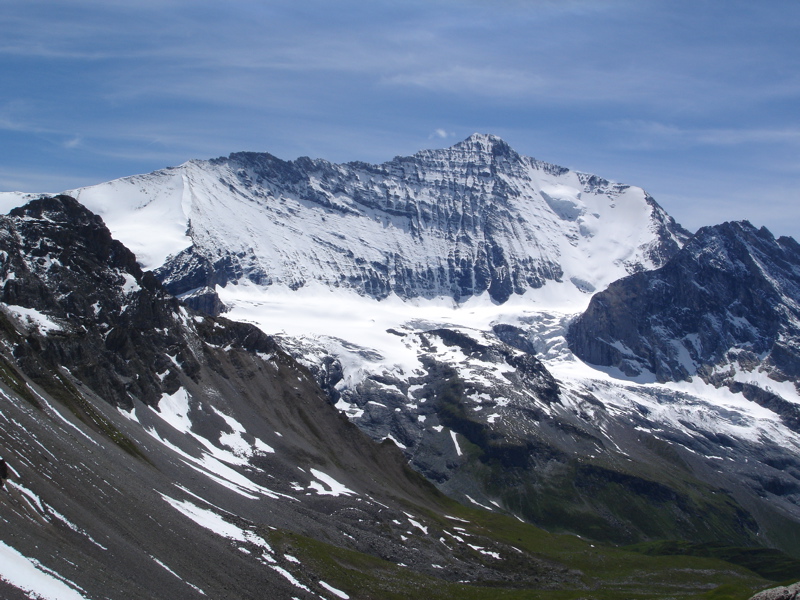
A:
568;221;800;385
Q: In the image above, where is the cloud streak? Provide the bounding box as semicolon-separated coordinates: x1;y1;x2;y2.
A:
609;120;800;149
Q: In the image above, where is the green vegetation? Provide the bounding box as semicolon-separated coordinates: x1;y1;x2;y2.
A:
483;459;760;548
628;540;800;583
34;369;149;461
267;504;773;600
0;355;42;409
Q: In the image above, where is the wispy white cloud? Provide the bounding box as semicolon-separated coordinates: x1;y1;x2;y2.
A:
4;0;796;118
691;129;800;146
0;166;88;193
0;101;46;134
429;128;455;140
384;66;546;98
608;120;800;148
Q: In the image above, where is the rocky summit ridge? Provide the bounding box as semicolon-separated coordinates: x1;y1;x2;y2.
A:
569;220;800;388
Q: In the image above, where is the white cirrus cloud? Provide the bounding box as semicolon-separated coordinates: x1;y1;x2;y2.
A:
609;120;800;148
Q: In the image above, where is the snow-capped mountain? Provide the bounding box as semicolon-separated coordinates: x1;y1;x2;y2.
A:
2;135;800;574
65;133;688;311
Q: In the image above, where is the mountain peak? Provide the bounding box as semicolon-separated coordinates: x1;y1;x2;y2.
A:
451;133;515;157
690;220;793;266
462;132;506;144
9;193;101;226
69;136;688;306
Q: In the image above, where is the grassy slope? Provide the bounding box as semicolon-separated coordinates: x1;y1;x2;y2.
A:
270;497;777;600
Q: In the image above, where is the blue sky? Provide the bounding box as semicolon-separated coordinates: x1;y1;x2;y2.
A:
2;0;799;237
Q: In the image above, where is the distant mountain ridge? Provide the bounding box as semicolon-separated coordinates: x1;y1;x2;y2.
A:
3;136;795;560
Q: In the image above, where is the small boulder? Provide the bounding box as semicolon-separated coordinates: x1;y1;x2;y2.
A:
750;582;800;600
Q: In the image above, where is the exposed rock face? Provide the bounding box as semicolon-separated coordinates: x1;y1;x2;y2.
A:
1;195;177;409
0;195;284;413
568;221;800;387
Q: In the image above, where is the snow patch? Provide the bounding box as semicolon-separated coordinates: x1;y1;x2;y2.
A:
155;388;192;433
405;515;428;535
270;566;311;593
465;495;494;511
150;555;206;595
161;495;275;557
120;272;141;294
2;304;63;333
0;540;87;600
308;469;356;497
382;433;407;450
319;580;349;598
450;430;463;456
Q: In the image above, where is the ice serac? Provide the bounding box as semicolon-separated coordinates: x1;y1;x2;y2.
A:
70;133;688;311
568;221;800;389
